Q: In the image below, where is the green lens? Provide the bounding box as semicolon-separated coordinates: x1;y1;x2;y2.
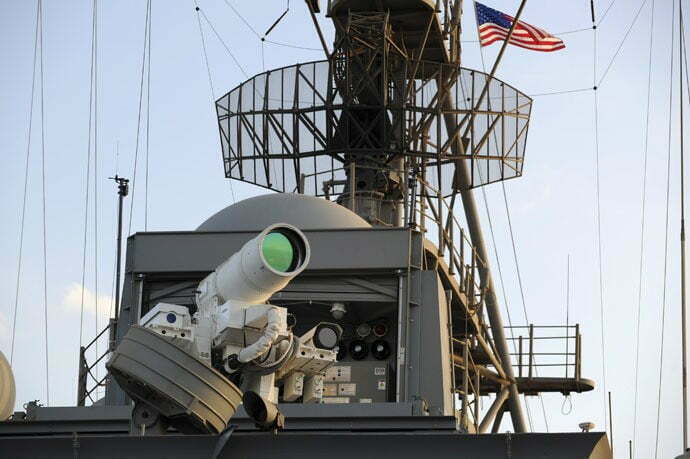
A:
262;232;295;272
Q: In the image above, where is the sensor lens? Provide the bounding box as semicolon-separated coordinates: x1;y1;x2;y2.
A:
349;340;368;360
315;326;339;349
262;232;295;272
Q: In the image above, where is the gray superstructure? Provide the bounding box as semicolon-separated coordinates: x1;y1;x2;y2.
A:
0;1;611;457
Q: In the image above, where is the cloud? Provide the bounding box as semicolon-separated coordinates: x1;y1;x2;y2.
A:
0;311;10;352
61;283;114;318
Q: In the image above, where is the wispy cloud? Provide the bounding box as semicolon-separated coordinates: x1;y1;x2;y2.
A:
61;283;114;317
0;311;9;351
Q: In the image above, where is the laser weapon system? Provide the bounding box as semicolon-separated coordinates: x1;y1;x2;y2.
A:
107;223;342;432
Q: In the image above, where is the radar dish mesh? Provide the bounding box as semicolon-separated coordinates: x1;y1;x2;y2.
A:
216;59;531;195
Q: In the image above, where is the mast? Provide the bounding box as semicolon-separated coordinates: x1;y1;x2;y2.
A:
680;0;687;451
451;0;529;433
214;0;595;435
110;175;129;322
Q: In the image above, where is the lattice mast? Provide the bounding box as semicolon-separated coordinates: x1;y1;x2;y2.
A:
215;0;536;432
216;1;530;227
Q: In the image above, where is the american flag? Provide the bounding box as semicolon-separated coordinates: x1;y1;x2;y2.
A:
475;2;565;52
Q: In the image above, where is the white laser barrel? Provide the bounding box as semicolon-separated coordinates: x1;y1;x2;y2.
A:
199;223;310;305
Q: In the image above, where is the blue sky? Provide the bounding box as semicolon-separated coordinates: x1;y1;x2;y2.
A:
0;0;686;457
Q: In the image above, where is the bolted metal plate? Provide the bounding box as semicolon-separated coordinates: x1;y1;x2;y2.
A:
106;325;242;434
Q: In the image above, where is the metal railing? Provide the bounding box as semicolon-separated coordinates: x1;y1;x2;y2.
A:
504;324;581;380
76;322;113;406
452;337;481;432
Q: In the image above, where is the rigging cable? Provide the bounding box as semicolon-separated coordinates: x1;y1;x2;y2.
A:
597;0;648;88
127;0;152;236
10;0;40;365
521;0;648;99
529;87;592;98
263;0;290;38
679;1;687;451
194;3;215;98
109;143;120;320
145;0;152;231
484;192;534;431
598;0;617;27
223;0;261;38
193;2;236;203
198;7;249;78
38;0;49;405
263;39;321;52
467;27;534;434
476;172;533;431
591;4;609;444
222;0;322;55
79;0;98;348
456;49;531;429
500;183;549;432
562;255;572;415
653;1;676;456
631;0;656;456
92;0;100;385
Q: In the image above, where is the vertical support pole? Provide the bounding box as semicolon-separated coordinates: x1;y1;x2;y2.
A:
77;346;87;406
518;335;523;378
575;324;580;381
299;173;306;194
608;391;614;456
479;387;509;433
349;161;356;213
304;0;330;57
438;190;444;257
528;324;534;379
442;104;528;432
566;255;570;378
474;368;480;432
463;338;469;428
492;404;506;433
110;175;129;323
395;271;407;403
445;290;457;414
460;227;465;277
679;1;688;451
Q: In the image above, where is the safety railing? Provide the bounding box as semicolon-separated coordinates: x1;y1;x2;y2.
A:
504;324;581;380
76;321;113;406
452;337;481;432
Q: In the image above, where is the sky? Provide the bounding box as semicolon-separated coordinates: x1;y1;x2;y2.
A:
0;0;687;457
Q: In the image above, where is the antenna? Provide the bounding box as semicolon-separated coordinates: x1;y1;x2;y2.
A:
679;0;688;452
109;175;129;323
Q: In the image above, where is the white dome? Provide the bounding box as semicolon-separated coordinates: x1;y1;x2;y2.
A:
197;193;371;232
0;350;15;420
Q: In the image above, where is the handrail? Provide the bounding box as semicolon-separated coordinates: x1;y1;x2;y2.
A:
77;323;112;406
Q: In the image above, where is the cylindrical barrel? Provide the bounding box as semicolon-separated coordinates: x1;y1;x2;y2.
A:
203;223;310;305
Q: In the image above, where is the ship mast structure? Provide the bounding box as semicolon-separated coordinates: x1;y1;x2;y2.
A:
214;0;592;432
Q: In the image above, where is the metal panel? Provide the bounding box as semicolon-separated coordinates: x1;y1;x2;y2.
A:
407;271;453;416
0;432;611;459
127;229;421;273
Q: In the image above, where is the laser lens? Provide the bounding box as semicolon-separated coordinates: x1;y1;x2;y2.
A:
262;232;295;272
